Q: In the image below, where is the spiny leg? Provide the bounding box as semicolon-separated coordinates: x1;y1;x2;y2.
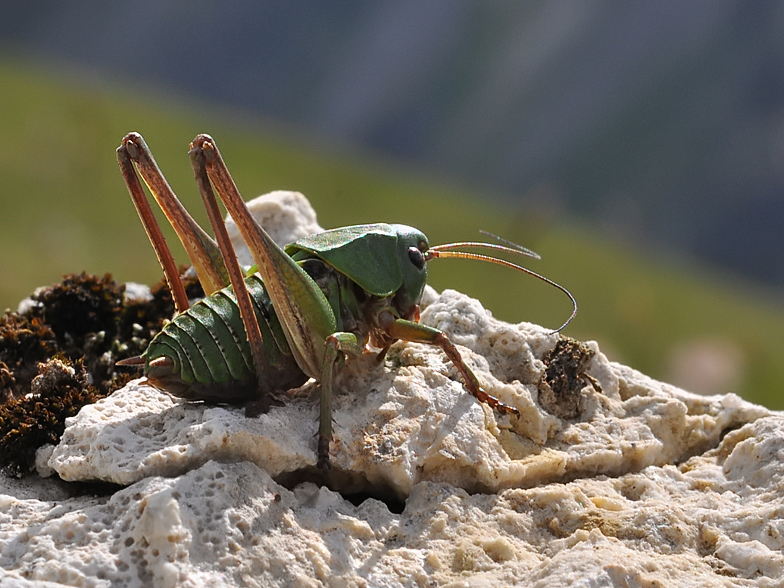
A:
188;142;271;393
117;139;190;314
382;316;520;416
118;133;230;297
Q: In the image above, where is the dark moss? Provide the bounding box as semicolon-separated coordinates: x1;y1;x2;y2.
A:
30;272;124;345
0;313;59;399
0;357;106;475
538;336;601;419
0;271;201;473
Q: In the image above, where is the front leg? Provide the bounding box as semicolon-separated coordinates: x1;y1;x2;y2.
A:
382;316;520;417
318;332;365;473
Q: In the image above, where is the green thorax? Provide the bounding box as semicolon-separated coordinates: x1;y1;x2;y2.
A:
285;223;429;317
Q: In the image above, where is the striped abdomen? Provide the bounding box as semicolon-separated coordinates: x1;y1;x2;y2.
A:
143;275;307;401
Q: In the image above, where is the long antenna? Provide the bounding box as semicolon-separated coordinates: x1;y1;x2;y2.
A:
427;241;540;260
478;229;541;260
426;236;577;333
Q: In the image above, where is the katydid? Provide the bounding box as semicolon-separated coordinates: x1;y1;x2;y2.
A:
116;132;576;472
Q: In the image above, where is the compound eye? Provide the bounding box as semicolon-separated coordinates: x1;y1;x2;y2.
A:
408;246;426;270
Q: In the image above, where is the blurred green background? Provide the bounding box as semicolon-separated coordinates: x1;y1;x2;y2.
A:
1;56;783;409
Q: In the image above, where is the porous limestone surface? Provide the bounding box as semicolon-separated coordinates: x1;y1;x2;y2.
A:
5;416;784;587
2;190;781;586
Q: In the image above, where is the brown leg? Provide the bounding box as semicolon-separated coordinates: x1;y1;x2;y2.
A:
384;316;520;416
118;133;230;297
188;140;271;391
117;139;190;314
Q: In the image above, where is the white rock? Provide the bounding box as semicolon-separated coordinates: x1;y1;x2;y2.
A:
6;415;784;586
123;281;154;304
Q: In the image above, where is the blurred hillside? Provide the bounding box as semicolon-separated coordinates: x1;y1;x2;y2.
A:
1;58;783;410
2;1;784;289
